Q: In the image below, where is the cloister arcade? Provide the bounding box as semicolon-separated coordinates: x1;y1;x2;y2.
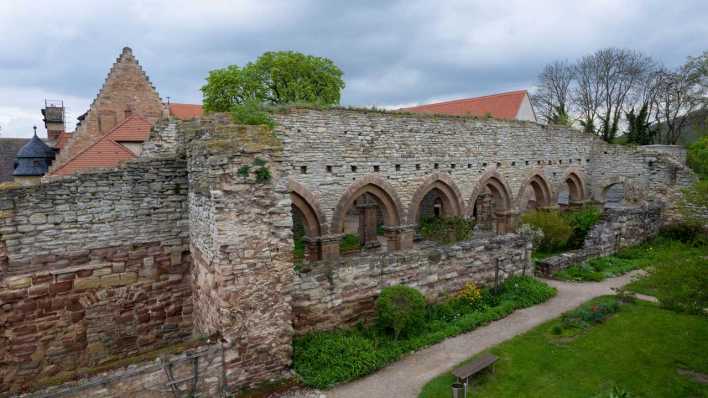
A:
289;168;593;262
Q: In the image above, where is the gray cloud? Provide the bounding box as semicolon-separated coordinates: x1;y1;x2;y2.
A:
1;0;706;137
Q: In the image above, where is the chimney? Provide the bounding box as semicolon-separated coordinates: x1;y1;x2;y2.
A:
42;99;65;145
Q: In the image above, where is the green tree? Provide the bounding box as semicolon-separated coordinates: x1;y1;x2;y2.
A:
549;104;573;127
625;103;656;145
687;135;708;178
201;51;345;112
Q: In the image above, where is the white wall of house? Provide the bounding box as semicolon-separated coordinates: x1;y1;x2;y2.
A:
515;94;537;122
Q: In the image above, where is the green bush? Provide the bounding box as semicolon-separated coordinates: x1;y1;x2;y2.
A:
652;256;708;315
521;210;572;252
419;216;475;244
340;234;362;253
376;285;427;339
563;206;602;249
230;99;275;128
687;135;708;178
659;222;706;246
293;276;556;388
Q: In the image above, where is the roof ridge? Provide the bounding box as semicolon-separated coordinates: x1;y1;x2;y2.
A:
50;116;144;175
404;90;528;109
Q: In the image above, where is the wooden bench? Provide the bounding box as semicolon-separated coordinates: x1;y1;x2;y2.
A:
451;353;498;397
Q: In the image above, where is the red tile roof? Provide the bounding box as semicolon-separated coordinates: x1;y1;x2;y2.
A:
169;103;203;120
400;90;528;120
108;115;152;141
50;115;152;176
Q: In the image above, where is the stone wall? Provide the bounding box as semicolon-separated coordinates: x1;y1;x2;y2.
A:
19;344;223;398
0;158;192;395
184;116;295;390
292;234;532;333
536;205;662;276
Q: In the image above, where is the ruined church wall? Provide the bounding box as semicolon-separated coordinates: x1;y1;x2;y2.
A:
0;158;193;396
274;109;595;233
292;233;532;333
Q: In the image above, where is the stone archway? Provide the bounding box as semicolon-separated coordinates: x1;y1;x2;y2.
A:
517;172;554;211
289;180;327;261
468;170;514;234
332;175;410;251
558;170;587;209
407;174;465;225
602;182;626;208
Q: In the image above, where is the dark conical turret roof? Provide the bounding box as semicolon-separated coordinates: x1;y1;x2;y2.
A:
13;127;56;177
16;130;55;158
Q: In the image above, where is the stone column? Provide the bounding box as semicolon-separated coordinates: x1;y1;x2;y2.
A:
383;225;416;251
304;234;342;261
357;198;380;249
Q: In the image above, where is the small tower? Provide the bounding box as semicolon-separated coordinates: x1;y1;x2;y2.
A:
13;126;56;185
42;99;65;146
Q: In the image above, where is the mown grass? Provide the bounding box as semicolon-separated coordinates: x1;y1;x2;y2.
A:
553;236;706;282
419;299;708;398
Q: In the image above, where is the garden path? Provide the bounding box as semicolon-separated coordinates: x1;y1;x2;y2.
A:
325;271;643;398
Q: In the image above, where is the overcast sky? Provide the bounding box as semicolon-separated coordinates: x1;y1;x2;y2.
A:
1;0;706;138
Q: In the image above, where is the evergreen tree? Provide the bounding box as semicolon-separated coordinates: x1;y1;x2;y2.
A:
625;103;656;145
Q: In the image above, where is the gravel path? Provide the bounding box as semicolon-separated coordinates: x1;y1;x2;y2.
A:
325;271;643;398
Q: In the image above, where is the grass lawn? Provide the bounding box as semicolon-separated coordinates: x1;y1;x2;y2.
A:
553;237;707;282
419;300;708;398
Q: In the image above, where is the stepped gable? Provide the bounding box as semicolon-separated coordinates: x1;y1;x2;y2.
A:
50;47;163;171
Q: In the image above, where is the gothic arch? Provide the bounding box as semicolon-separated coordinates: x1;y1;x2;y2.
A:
407;173;466;224
331;175;404;234
559;168;588;204
516;171;554;210
289;179;326;236
467;169;514;216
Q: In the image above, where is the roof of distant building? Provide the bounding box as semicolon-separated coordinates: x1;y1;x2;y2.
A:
400;90;532;120
51;115;152;176
13;130;56;177
168;103;203;120
0;138;30;182
55;131;73;150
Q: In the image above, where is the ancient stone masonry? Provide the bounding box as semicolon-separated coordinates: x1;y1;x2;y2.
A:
184;115;294;390
536;205;662;276
293;233;532;333
0;107;697;395
0;158;191;395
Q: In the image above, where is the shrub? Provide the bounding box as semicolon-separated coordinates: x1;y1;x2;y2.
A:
496;275;557;307
230;99;275;128
563;206;602;249
659;222;705;245
376;285;427;339
687;135;708;178
419;216;474;244
457;281;482;307
339;234;362;253
652;256;708;315
521;210;572;252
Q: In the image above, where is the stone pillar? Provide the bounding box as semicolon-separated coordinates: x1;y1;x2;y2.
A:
303;236;322;262
383;225;416;251
495;211;514;235
357;198;380;249
187;120;293;392
319;234;342;260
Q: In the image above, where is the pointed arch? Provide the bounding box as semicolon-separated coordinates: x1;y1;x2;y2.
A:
407;173;466;224
559;168;587;204
289;179;326;236
467;169;513;216
331;175;403;234
516;171;554;210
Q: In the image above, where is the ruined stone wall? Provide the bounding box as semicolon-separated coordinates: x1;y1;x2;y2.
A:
536;205;662;276
184;116;295;390
0;158;192;396
19;344;224;398
292;234;532;333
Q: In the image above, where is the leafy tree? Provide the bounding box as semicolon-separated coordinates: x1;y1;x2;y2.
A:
687;135;708;178
202;51;345;112
625;103;656;145
549;104;573;127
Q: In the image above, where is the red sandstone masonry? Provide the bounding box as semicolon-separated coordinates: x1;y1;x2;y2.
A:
0;241;193;396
